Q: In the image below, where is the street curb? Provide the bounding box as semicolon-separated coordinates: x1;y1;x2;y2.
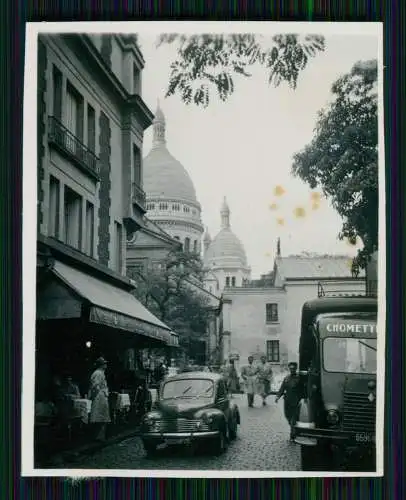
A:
46;427;141;467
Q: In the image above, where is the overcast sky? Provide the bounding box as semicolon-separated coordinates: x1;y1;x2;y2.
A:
138;29;379;278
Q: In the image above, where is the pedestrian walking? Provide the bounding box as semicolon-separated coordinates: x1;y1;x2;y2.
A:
88;357;111;442
257;355;273;406
275;361;303;441
241;356;259;407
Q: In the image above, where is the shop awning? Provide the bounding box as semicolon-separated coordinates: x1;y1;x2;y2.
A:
43;260;178;347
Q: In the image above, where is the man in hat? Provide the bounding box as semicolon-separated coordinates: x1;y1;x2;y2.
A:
275;361;303;441
241;356;259;407
257;355;273;406
88;357;111;441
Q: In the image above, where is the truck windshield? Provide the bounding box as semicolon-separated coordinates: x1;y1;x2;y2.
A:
323;337;377;374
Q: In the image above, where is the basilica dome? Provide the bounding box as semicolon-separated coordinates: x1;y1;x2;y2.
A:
142;102;204;253
204;198;248;268
143;103;198;204
144;148;197;203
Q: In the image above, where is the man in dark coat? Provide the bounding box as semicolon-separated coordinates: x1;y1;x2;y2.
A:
275;361;303;441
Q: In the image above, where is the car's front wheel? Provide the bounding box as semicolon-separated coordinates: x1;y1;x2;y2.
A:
213;429;228;455
229;414;238;440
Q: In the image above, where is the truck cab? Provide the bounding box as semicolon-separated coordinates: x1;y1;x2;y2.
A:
295;296;378;471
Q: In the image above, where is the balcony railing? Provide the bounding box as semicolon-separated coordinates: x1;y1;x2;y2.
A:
132;182;146;211
48;116;100;179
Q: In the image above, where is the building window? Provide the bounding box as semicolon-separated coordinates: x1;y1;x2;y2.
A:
87;104;96;153
225;277;230;287
266;303;278;323
85;201;94;257
184;237;190;252
146;203;155;211
133;144;141;186
64;186;82;250
231;276;236;287
52;66;62;121
133;63;140;94
159;203;168;210
172;203;180;211
48;176;60;238
65;82;84;141
193;240;198;253
266;340;280;363
115;222;123;273
183;206;190;213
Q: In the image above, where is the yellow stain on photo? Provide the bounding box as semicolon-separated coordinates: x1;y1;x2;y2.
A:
346;259;354;269
265;252;271;258
310;191;322;202
293;207;306;218
311;202;320;211
274;185;285;197
269;203;278;211
276;218;285;226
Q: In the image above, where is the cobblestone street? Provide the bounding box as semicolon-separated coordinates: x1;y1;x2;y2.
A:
70;394;300;471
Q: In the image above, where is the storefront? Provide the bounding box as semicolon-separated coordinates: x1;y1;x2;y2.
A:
34;254;179;461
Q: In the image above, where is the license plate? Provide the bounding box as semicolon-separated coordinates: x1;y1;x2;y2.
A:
165;438;189;445
355;432;375;443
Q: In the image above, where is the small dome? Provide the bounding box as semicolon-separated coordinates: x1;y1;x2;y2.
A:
144;147;197;203
204;228;248;267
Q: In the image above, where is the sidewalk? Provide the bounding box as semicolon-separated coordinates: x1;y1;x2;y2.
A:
42;424;142;468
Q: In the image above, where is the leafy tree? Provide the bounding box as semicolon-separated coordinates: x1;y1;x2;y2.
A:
292;60;378;268
156;33;325;107
128;250;212;357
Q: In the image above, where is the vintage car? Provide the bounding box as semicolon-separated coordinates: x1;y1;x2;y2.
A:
140;371;240;456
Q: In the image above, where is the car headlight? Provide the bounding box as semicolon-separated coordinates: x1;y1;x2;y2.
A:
201;413;214;426
326;409;340;426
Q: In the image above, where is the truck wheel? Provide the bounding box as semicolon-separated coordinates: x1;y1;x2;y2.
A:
301;445;328;471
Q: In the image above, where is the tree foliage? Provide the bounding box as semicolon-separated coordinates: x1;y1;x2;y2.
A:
128;250;212;353
292;60;378;268
157;33;325;107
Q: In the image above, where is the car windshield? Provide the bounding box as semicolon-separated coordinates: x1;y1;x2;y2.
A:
323;337;377;374
161;379;214;400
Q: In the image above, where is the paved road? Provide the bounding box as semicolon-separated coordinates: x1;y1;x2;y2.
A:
71;394;301;471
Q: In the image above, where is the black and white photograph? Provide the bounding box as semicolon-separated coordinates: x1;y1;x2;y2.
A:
22;22;385;477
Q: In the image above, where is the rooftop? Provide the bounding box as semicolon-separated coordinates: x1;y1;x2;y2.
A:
275;255;365;280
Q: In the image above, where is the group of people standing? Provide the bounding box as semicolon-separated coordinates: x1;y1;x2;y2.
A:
231;356;303;442
240;355;274;407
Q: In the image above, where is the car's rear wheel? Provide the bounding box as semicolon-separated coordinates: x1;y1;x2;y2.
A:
143;441;158;458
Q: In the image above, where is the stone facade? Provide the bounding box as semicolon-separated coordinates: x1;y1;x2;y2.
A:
221;254;366;371
97;111;111;266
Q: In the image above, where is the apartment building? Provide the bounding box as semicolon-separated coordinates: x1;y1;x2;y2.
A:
35;34;178;399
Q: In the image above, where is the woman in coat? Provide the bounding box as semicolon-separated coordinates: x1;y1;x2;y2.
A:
89;357;111;441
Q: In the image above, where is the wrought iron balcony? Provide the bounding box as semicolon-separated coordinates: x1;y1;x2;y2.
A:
48;116;100;180
132;182;146;211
